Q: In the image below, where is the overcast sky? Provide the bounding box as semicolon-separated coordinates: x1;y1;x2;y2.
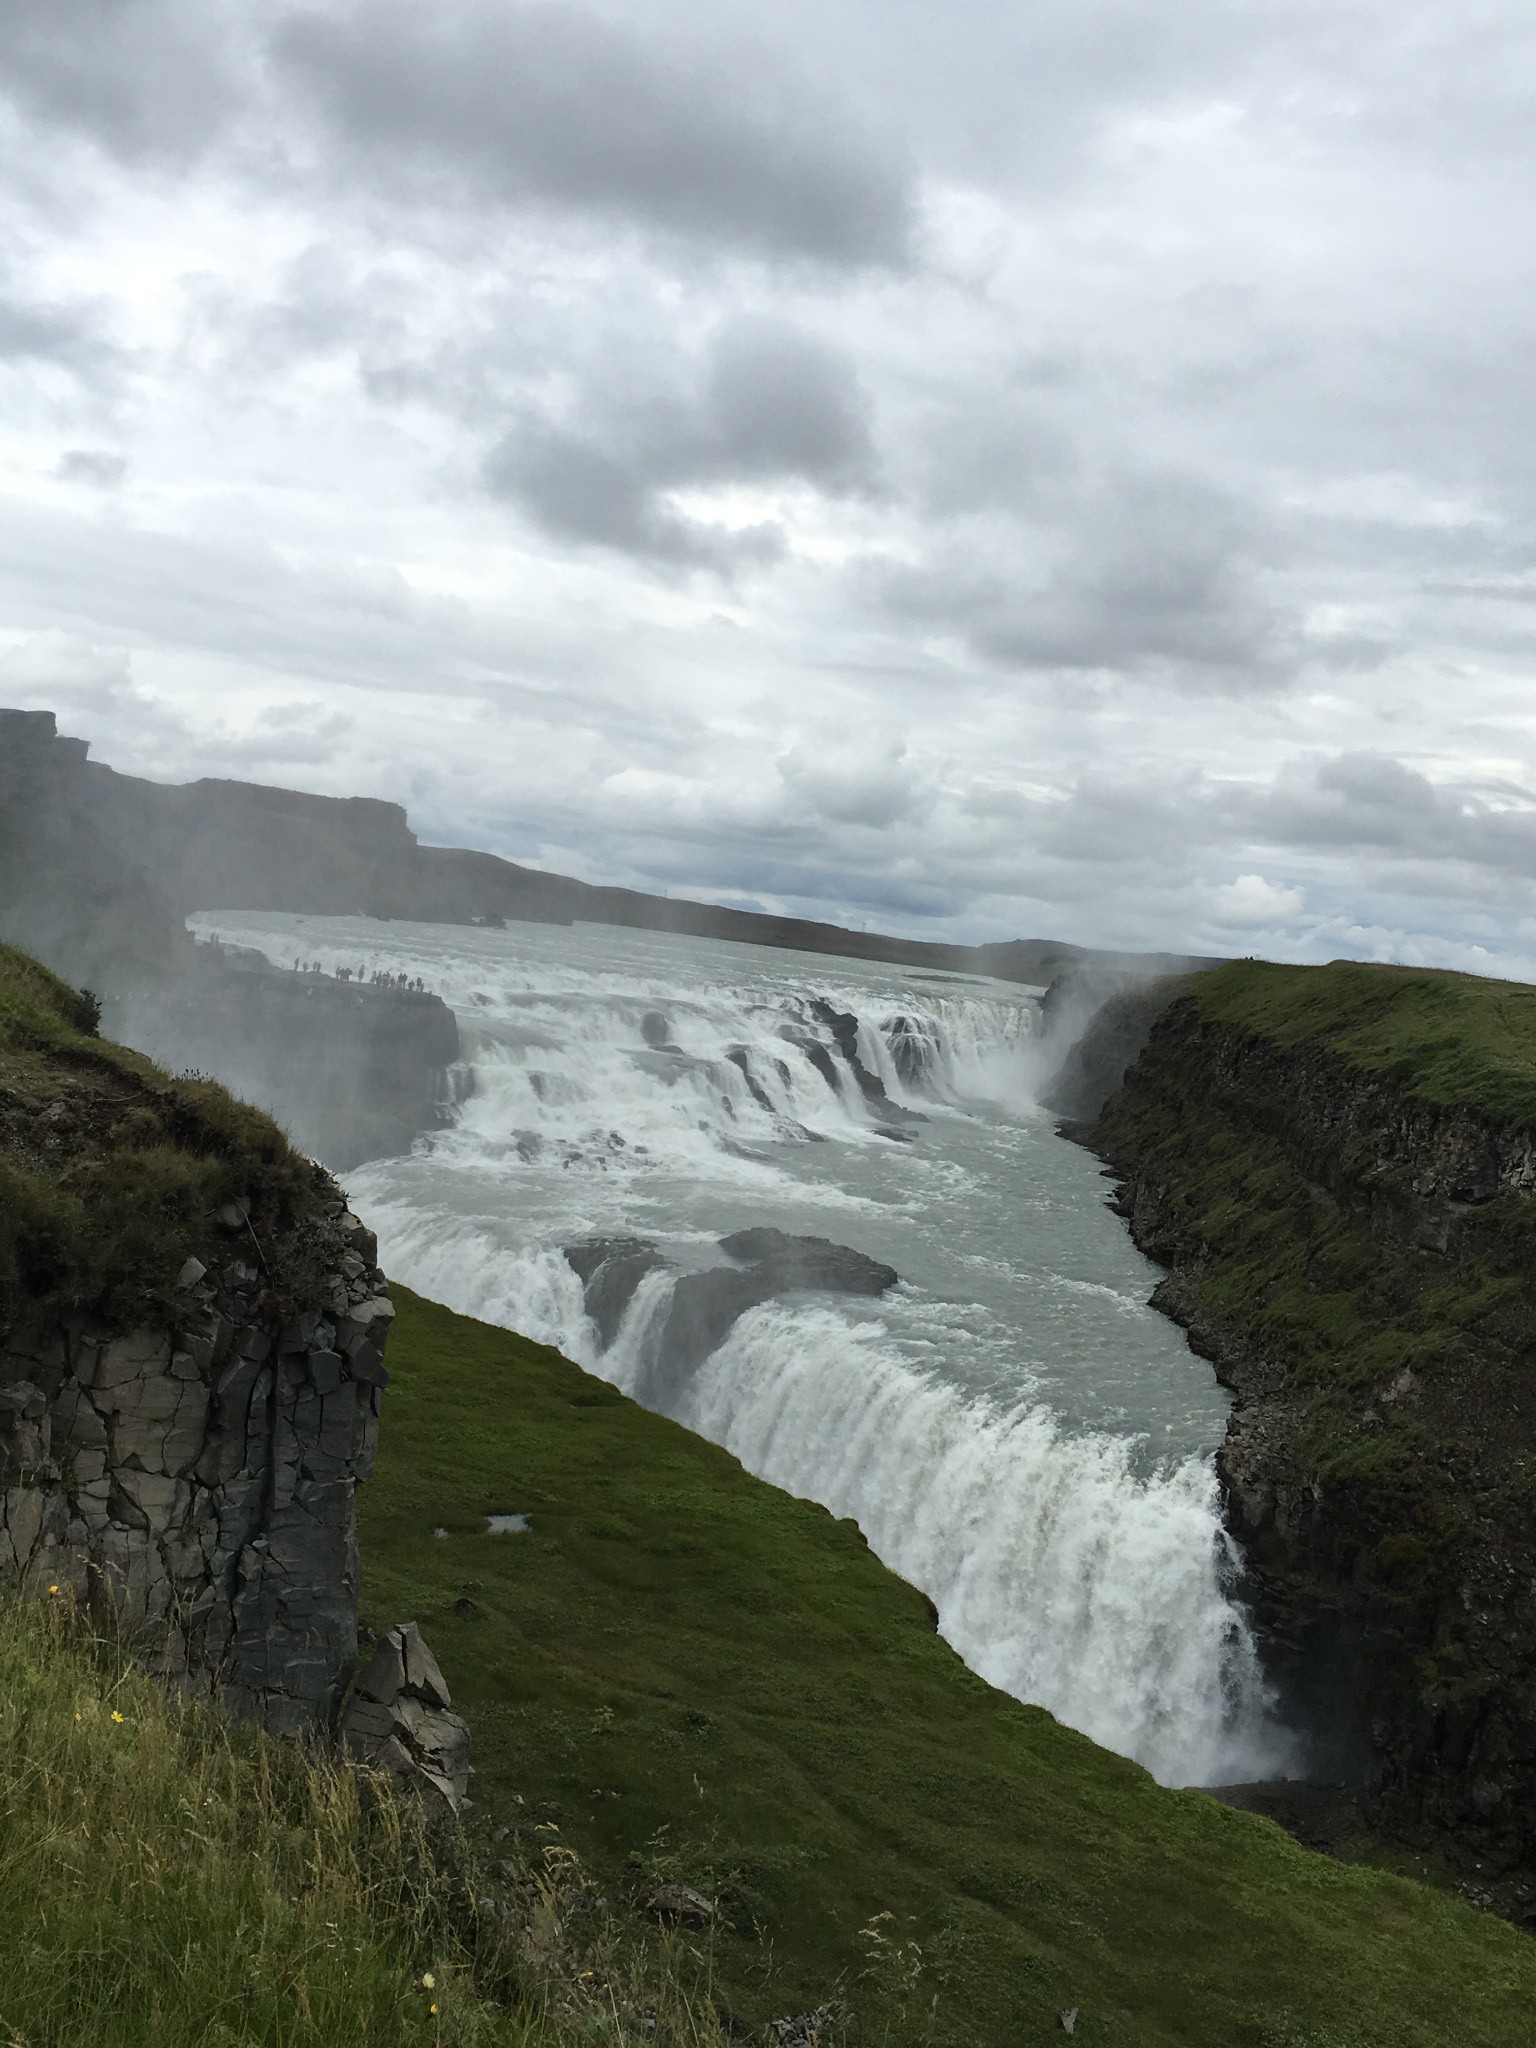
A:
4;0;1536;970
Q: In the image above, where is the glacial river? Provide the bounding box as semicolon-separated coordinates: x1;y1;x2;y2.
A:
194;910;1283;1787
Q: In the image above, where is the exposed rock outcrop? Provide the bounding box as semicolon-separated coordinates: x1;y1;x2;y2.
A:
564;1227;899;1385
1037;972;1201;1123
2;713;463;1169
341;1620;472;1811
0;1200;392;1732
806;998;924;1126
114;944;462;1171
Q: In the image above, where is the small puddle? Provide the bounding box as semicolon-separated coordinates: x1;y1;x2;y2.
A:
486;1513;530;1535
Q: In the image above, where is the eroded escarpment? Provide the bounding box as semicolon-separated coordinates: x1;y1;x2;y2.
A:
1086;960;1536;1898
0;940;394;1731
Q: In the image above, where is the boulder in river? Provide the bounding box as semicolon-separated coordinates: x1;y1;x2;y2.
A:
562;1227;899;1378
656;1227;899;1376
564;1237;671;1348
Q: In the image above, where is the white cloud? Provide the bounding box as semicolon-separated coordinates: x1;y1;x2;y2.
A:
1206;874;1306;930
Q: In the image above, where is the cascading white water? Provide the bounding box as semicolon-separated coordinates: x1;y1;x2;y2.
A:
675;1308;1267;1787
192;910;1288;1787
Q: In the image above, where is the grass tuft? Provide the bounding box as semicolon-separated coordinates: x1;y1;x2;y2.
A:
0;1588;737;2048
0;939;334;1333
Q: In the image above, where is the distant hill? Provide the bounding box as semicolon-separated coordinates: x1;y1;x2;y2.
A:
0;707;1216;989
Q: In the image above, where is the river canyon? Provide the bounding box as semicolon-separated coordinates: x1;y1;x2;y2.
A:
192;910;1287;1791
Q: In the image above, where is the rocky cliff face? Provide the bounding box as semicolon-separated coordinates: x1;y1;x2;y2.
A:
1089;966;1536;1899
2;713;462;1169
0;1199;392;1732
1036;969;1204;1122
0;938;398;1732
112;948;463;1172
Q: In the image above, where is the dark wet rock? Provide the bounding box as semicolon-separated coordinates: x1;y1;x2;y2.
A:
808;998;925;1123
640;1010;679;1051
718;1228;898;1297
725;1045;777;1112
1206;1778;1366;1857
883;1012;942;1091
564;1238;670;1349
568;1229;899;1387
657;1267;773;1375
657;1230;899;1376
779;1025;842;1093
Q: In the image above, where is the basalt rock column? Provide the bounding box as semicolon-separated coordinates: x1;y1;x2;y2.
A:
0;1204;392;1734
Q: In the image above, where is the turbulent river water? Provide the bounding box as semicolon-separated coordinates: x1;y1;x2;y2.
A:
195;910;1284;1788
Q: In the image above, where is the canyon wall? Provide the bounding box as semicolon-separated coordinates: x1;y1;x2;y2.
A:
112;952;463;1172
1088;960;1536;1892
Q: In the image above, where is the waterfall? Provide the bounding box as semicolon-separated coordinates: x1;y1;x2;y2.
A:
192;910;1289;1789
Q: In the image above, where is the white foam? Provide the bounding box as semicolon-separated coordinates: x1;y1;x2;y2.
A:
214;911;1285;1788
615;1294;1281;1786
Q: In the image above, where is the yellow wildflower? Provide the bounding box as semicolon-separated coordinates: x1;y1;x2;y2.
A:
429;2005;439;2017
110;1710;124;1725
48;1583;59;1595
421;1972;436;1990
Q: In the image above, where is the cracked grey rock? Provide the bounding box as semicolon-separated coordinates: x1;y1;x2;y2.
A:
342;1621;471;1811
0;1234;393;1731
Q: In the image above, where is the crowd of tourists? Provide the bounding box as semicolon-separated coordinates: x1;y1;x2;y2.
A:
293;959;431;994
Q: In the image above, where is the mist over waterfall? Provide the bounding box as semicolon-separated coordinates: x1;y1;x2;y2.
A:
197;910;1286;1787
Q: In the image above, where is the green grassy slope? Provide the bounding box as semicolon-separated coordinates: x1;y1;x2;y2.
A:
359;1288;1536;2047
1189;956;1536;1127
0;1590;559;2048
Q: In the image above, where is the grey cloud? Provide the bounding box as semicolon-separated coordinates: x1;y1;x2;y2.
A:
0;291;110;374
0;631;139;715
483;316;873;564
484;420;786;569
777;739;931;829
1247;754;1536;889
873;474;1290;691
10;0;1536;976
55;449;128;488
0;0;237;163
707;319;875;491
272;1;913;266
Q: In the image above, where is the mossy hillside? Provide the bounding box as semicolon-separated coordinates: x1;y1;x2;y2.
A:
1187;955;1536;1129
358;1288;1536;2048
1094;962;1536;1560
0;938;332;1334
